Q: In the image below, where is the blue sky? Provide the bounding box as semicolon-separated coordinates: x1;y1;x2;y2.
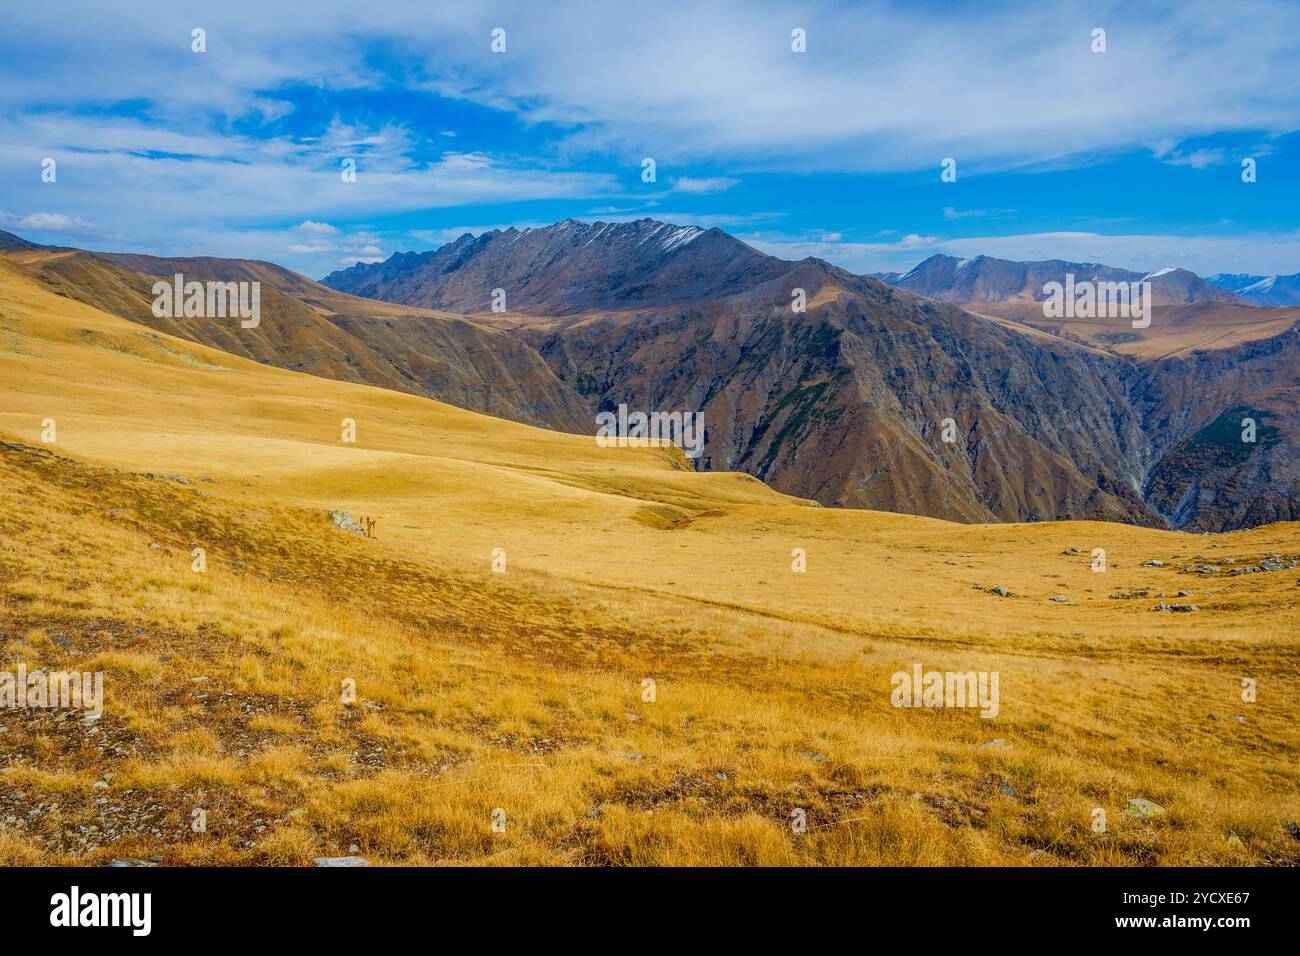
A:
1;0;1298;280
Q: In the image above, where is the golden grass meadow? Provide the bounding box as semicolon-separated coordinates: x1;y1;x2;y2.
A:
1;256;1298;867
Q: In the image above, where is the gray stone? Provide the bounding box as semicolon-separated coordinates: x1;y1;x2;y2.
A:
1123;798;1166;819
329;510;366;535
314;856;368;867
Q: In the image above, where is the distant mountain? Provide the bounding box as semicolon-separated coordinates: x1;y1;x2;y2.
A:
0;228;39;252
1208;271;1300;306
323;218;1300;530
325;218;786;315
1207;273;1265;294
889;254;1245;306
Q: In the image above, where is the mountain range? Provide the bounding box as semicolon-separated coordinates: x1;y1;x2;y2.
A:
1207;271;1300;306
879;253;1246;305
324;219;1300;531
4;221;1297;531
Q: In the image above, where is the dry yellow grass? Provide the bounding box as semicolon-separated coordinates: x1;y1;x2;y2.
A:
1;256;1297;865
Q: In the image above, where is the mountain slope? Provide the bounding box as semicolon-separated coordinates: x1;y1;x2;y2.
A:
0;228;40;252
0;245;591;432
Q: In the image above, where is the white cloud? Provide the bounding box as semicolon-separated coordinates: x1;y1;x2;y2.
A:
672;176;740;195
1154;147;1228;169
294;220;340;235
2;1;1295;176
0;209;103;235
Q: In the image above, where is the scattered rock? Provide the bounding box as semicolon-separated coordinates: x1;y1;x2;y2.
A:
980;738;1011;750
105;858;157;867
1284;820;1300;840
1177;590;1193;598
996;775;1017;797
989;585;1009;597
1142;559;1165;568
1123;798;1166;819
329;510;366;535
314;856;368;867
1150;602;1198;613
800;751;830;763
1050;595;1068;603
618;753;644;761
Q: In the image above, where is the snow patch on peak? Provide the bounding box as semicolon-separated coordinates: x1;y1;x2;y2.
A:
1141;267;1178;281
659;225;704;253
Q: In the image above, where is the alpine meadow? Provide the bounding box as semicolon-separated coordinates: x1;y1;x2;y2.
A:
1;1;1298;936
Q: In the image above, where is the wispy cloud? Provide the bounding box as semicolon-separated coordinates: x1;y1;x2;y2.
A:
672;176;740;195
0;0;1296;276
0;209;103;235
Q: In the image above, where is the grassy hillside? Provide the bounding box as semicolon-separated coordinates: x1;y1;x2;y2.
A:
1;258;1298;865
